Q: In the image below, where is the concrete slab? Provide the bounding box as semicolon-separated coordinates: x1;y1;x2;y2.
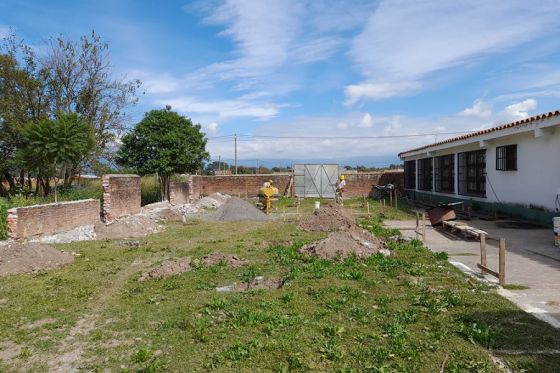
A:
384;218;560;328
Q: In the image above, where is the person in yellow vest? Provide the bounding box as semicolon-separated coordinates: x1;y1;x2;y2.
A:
335;175;346;205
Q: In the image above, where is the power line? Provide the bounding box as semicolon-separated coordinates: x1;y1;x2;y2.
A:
206;130;479;140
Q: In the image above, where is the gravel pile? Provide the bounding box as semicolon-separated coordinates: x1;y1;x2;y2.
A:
95;215;164;240
298;204;356;232
0;241;75;276
31;225;97;244
204;197;270;221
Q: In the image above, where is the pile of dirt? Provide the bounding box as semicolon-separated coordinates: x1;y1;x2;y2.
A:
200;252;247;267
95;215;164;240
298;204;355;232
0;241;74;276
204;197;270;221
216;276;285;292
299;227;389;260
194;193;230;209
139;258;192;281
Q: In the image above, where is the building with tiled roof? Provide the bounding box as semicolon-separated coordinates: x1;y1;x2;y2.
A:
398;110;560;224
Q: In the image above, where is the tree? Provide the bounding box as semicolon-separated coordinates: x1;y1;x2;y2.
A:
116;107;209;201
0;30;141;195
19;112;95;198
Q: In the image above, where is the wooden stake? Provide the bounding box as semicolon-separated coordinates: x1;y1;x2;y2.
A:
499;238;506;285
366;201;370;214
422;213;426;242
395;191;398;209
389;191;393;206
415;212;419;240
479;233;487;275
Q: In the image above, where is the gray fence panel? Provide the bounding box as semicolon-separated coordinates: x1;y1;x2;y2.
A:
293;164;339;198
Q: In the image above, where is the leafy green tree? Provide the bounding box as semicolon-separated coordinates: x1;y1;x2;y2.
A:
116;107;209;201
19;112;95;199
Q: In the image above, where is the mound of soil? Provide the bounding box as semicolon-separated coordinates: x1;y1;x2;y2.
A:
299;227;389;260
95;215;164;240
200;252;247;267
216;277;285;292
0;241;74;276
298;204;356;232
204;197;270;221
139;258;192;281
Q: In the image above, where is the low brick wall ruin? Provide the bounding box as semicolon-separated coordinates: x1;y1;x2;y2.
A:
169;180;192;205
102;174;141;223
7;199;100;240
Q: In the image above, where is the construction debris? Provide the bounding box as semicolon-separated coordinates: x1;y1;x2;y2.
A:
298;204;355;232
0;241;74;276
95;215;164;240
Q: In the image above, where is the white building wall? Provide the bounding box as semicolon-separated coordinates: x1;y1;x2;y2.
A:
402;129;560;212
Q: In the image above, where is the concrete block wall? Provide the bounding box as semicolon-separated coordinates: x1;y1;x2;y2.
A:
102;174;141;223
7;199;100;240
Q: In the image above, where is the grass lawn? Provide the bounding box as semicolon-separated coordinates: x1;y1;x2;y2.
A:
0;198;559;372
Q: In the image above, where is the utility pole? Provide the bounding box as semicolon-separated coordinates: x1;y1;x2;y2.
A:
234;133;238;175
218;155;221;174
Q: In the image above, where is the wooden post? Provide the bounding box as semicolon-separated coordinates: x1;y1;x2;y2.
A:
395;191;398;209
479;233;487;275
499;238;506;285
415;212;419;240
283;206;286;221
366;201;370;214
422;213;426;242
389;191;393;206
363;195;366;208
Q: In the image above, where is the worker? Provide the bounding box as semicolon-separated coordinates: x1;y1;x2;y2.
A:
335;175;346;205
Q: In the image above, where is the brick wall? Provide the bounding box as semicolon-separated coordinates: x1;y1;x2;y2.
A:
191;174;291;198
7;199;100;240
189;171;403;198
169;180;191;205
102;174;141;223
343;171;404;197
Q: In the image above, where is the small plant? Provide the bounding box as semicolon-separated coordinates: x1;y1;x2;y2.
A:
239;266;260;284
133;348;152;363
280;291;294;304
319;340;344;361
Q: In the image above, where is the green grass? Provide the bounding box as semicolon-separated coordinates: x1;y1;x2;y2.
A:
0;206;558;372
502;284;530;291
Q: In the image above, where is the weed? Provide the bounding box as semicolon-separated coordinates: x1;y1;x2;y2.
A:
239;266;260;284
133;348;152;363
280;291;294;304
320;340;344;361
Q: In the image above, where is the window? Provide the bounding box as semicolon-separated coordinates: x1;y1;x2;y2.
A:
404;160;416;189
496;145;517;171
417;157;433;191
434;154;455;193
458;150;486;197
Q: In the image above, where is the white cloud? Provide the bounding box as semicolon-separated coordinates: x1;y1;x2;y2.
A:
346;0;560;103
460;99;492;118
345;81;421;105
158;97;280;120
504;98;537;118
359;113;374;128
0;26;10;39
204;122;219;135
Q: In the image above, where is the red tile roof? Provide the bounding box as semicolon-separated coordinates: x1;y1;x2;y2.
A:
398;110;560;157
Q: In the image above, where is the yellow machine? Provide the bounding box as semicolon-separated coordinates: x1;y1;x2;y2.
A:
258;182;279;214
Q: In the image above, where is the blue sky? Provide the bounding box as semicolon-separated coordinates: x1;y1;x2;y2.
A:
2;0;560;166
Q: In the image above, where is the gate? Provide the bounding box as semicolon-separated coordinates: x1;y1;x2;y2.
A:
293;164;339;198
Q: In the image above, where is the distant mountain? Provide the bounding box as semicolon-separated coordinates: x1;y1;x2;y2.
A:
215;155;402;169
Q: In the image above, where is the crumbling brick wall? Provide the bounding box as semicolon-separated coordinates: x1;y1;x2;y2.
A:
102;174;141;223
169;180;191;205
7;199;100;240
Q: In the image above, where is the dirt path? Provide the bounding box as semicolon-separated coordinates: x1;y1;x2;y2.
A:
30;257;160;372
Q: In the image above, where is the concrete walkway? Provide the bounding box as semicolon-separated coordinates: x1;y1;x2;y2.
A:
384;218;560;328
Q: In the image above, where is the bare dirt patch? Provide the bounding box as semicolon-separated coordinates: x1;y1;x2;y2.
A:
0;242;74;277
23;318;57;330
95;215;164;240
298;204;355;232
216;277;285;292
199;252;248;268
139;258;192;281
299;227;388;260
0;341;22;363
204;197;270;221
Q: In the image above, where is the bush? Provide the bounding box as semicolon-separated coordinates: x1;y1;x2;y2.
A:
141;176;162;206
0;198;8;240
